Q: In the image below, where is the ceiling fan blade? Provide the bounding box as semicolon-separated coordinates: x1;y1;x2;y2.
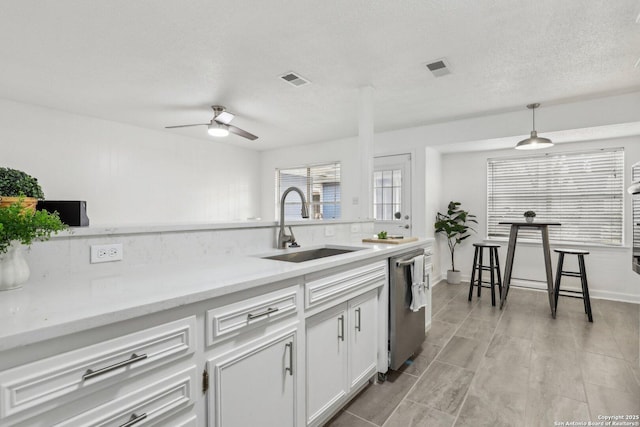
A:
228;125;258;141
165;123;209;129
213;111;235;125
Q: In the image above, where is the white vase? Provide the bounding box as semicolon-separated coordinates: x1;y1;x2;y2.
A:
0;243;30;291
447;270;461;285
525;217;534;223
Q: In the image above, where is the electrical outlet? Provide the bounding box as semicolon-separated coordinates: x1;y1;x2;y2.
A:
90;243;123;264
350;224;360;233
325;226;335;237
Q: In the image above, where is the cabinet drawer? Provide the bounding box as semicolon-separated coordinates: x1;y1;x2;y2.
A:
305;261;386;309
56;366;196;426
0;316;196;420
206;285;298;345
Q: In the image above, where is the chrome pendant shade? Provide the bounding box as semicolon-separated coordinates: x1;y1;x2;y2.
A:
515;103;553;150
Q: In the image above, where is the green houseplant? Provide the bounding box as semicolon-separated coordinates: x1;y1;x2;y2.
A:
0;167;45;211
0;197;66;290
435;201;477;284
524;210;536;223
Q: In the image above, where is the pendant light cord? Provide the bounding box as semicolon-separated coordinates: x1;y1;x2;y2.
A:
532;105;536;132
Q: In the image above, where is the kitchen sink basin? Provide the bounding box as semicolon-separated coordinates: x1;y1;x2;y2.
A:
261;247;362;263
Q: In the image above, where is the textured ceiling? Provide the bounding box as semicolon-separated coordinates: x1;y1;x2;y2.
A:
0;1;639;150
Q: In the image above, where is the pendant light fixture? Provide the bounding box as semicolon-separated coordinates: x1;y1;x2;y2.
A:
515;103;553;150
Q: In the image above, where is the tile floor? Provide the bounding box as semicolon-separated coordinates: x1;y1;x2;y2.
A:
326;282;640;427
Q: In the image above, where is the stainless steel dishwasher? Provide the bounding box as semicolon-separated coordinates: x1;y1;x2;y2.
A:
389;248;426;370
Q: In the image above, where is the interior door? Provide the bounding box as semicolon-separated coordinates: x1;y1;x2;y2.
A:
373;153;412;237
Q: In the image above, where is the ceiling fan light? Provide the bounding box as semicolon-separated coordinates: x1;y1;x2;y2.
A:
515;131;554;150
208;123;229;137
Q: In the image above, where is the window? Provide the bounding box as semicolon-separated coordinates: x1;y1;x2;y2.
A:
487;148;624;245
276;162;341;220
373;169;402;221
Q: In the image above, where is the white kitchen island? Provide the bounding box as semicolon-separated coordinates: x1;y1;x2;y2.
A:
0;238;432;427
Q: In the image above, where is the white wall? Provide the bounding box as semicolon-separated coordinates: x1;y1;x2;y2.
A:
440;137;640;302
0;99;261;225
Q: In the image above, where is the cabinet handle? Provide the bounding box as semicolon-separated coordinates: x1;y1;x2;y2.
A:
247;307;279;320
338;315;344;341
82;353;147;381
355;307;361;332
119;412;147;427
285;342;293;376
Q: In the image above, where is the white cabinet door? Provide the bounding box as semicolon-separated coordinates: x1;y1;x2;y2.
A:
208;330;296;427
306;303;348;426
348;290;378;388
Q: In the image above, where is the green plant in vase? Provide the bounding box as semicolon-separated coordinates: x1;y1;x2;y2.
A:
0;197;67;290
435;201;477;284
524;210;536;223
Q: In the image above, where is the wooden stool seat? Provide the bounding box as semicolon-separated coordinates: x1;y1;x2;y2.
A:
473;243;501;248
469;244;502;306
554;248;589;255
554;249;593;322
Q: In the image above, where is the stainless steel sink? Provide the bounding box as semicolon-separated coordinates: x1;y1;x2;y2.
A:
261;247;362;263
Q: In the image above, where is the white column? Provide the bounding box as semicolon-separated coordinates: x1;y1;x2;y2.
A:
357;86;374;219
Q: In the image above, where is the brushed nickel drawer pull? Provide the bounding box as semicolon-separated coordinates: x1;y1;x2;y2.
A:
285;342;293;376
120;412;147;427
338;315;345;341
355;307;361;332
247;307;279;320
82;353;148;381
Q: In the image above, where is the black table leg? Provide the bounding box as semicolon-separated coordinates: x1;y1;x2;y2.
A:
500;225;518;309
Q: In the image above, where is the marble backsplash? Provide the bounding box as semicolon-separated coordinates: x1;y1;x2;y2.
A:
24;221;375;281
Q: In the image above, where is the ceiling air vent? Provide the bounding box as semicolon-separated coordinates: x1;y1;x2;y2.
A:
425;58;452;77
280;72;310;87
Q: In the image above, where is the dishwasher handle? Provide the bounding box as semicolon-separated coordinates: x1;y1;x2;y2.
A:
396;258;415;267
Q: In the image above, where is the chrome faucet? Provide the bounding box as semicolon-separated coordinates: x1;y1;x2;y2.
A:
278;186;309;248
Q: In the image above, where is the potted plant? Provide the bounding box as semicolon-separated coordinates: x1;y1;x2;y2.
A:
524;210;536;223
0;167;45;211
0;197;66;290
435;201;477;284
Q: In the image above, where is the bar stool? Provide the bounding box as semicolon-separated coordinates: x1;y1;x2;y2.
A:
469;243;502;306
553;248;593;322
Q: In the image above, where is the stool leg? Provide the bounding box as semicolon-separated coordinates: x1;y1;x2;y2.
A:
477;247;483;298
578;255;593;322
489;247;496;306
469;247;478;302
554;252;564;311
494;247;503;296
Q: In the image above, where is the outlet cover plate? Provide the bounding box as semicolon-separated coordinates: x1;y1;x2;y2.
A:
90;243;123;264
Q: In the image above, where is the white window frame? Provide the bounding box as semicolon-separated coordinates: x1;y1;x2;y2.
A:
487;147;624;246
275;162;341;221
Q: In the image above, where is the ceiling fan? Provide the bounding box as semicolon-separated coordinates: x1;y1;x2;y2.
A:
165;105;258;141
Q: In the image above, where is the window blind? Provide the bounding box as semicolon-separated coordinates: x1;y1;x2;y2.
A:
276;162;341;220
487;148;624;245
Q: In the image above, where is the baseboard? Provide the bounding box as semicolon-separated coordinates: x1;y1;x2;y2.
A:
432;275;640;304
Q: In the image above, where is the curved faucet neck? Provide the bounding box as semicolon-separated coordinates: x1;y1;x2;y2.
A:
278;186;309;248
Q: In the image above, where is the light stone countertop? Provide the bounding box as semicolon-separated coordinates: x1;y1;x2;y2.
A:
0;239;433;352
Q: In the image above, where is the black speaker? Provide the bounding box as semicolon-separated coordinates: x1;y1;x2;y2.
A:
36;200;90;227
